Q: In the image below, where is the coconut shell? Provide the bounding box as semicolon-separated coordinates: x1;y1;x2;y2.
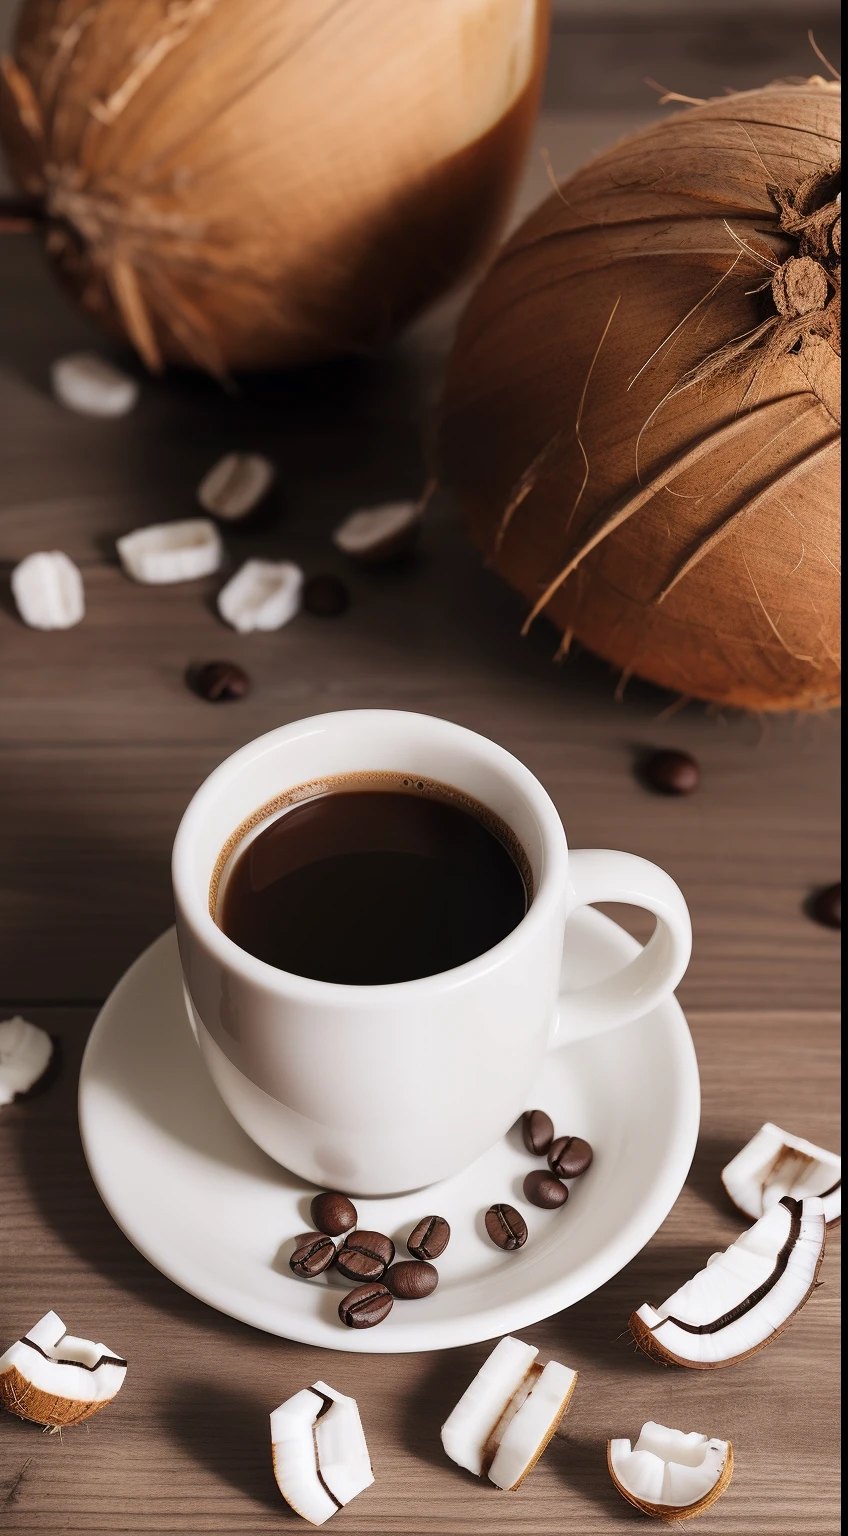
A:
0;1364;115;1427
607;1439;734;1522
441;80;841;711
0;0;549;373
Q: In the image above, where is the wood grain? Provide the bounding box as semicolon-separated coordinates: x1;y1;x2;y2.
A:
0;18;841;1530
0;1010;840;1534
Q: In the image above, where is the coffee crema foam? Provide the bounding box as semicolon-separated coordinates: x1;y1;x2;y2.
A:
209;770;533;920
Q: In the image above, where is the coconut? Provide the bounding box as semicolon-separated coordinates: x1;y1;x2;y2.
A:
0;1016;55;1102
197;453;276;522
217;559;304;632
608;1421;733;1521
441;1334;578;1490
630;1196;827;1368
271;1381;373;1526
722;1123;841;1225
440;79;841;711
0;1311;127;1427
332;502;424;564
0;0;548;374
116;519;223;584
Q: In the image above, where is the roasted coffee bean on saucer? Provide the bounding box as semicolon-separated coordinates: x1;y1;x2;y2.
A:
335;1230;395;1283
485;1204;528;1251
384;1260;438;1300
643;749;700;795
811;882;841;929
289;1234;336;1278
548;1136;593;1179
521;1108;554;1156
338;1283;393;1329
523;1170;568;1210
192;660;250;702
304;573;351;617
407;1215;450;1261
310;1191;357;1237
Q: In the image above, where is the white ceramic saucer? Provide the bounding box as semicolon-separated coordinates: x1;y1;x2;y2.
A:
79;912;699;1353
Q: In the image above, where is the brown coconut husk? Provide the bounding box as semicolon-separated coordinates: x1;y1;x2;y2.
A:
607;1438;734;1522
0;0;549;374
440;78;841;712
0;1364;120;1428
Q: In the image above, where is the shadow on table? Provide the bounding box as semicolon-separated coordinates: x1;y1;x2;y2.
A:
11;1021;277;1340
685;1132;754;1220
547;1432;639;1526
399;1345;482;1479
160;1377;293;1518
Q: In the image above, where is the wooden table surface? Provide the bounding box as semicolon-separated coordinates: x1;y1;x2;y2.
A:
0;16;841;1535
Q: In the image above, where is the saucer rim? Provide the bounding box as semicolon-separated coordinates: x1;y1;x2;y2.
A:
79;918;700;1353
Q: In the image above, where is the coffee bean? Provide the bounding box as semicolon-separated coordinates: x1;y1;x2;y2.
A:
521;1108;554;1156
384;1260;439;1300
407;1215;450;1261
304;574;350;616
811;882;841;929
338;1283;393;1329
289;1234;336;1278
548;1136;593;1179
335;1230;395;1282
485;1204;528;1251
310;1191;357;1237
193;660;250;702
523;1170;568;1209
643;749;700;795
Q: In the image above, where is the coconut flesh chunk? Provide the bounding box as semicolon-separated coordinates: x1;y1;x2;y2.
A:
0;1017;53;1105
441;1335;578;1489
332;501;421;561
0;1311;127;1427
608;1421;733;1520
197;452;276;520
722;1122;841;1225
116;519;223;584
11;551;85;630
631;1196;826;1368
217;559;303;632
271;1380;373;1525
51;352;139;417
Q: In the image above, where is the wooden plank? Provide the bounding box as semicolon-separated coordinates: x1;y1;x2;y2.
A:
0;1008;840;1534
0;37;841;1536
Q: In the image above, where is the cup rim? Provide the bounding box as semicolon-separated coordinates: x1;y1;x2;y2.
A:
172;709;569;1003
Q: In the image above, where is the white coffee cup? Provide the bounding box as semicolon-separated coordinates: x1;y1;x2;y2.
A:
173;710;691;1195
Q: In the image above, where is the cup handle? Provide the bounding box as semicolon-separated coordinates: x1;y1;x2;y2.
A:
550;849;691;1046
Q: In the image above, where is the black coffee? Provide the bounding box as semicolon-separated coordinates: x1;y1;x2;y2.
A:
217;780;529;984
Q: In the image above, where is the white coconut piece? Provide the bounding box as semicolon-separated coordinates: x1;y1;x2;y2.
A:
116;519;223;584
442;1336;538;1477
722;1122;841;1225
217;559;303;632
197;452;276;520
631;1196;827;1368
0;1017;54;1105
0;1311;127;1427
51;352;139;417
271;1380;373;1526
11;551;85;630
332;501;421;562
441;1335;577;1489
608;1421;733;1520
488;1359;578;1490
